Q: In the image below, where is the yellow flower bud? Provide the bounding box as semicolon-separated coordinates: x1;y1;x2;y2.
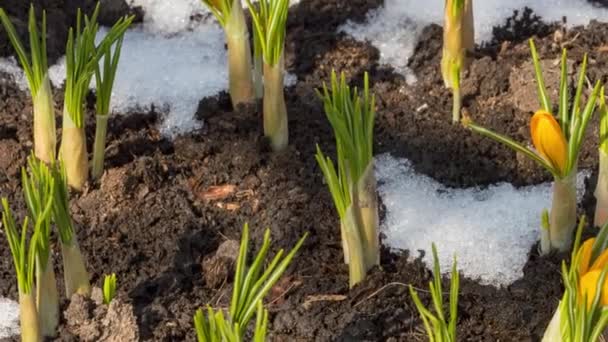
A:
579;238;596;276
580;270;608;309
530;110;568;175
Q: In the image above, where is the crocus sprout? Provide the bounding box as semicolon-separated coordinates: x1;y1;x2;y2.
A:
61;5;132;190
51;162;91;297
409;244;459;342
464;40;601;253
103;273;117;305
193;223;307;341
246;0;290;151
441;0;474;123
0;5;56;163
542;217;608;341
92;36;124;180
202;0;255;107
316;71;379;288
22;155;58;337
595;87;608;227
2;199;44;342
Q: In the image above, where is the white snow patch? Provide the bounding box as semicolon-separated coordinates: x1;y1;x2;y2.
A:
340;0;608;79
0;297;20;339
0;57;28;91
32;0;300;135
376;153;589;287
97;25;228;135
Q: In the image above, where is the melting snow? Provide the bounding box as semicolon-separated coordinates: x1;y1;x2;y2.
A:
376;154;589;286
340;0;608;80
0;1;606;337
0;297;19;339
2;0;299;136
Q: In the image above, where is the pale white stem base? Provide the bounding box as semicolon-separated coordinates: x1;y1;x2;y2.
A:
542;306;562;342
595;150;608;227
61;241;91;297
36;256;59;337
19;292;41;342
549;174;577;252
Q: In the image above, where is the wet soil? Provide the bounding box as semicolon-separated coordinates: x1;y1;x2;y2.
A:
0;1;608;341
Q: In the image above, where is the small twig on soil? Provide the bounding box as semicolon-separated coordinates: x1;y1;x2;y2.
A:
561;32;580;49
353;282;431;308
302;294;348;310
267;280;302;307
212;277;229;307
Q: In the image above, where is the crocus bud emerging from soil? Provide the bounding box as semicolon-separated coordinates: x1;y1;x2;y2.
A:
530;110;568;176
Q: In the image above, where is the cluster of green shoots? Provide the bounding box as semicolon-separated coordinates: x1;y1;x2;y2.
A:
0;4;132;191
193;224;307;341
464;40;601;254
542;217;608;341
202;0;291;151
441;0;474;123
409;244;460;342
315;71;379;288
2;155;91;340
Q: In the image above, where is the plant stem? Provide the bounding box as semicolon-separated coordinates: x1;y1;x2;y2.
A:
19;292;41;342
542;301;563;341
343;205;367;288
595;150;608;227
33;75;56;163
61;240;91;297
225;0;254;107
253;39;263;100
550;173;577;252
36;255;58;338
356;162;380;267
452;84;461;123
60;109;88;191
540;209;551;255
263;56;288;151
91;114;109;180
339;220;350;264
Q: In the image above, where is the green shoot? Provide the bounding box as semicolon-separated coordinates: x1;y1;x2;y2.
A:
409;244;460;342
246;0;289;67
246;0;290;151
2;199;43;342
92;36;124;180
51;162;91;297
442;0;474;123
202;0;255;106
22;155;59;337
63;4;133;128
103;273;117;304
0;5;56;163
22;155;55;272
193;223;307;341
2;199;37;296
315;71;379;287
61;4;133;190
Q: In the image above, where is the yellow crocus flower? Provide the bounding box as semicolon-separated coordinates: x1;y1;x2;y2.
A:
578;238;608;308
530;110;568;176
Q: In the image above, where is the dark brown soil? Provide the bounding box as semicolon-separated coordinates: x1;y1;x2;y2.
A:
1;1;608;341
